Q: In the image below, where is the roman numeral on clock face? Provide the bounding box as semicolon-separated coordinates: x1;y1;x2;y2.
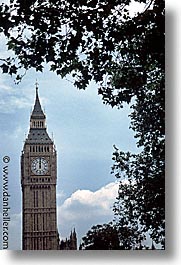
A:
31;157;48;175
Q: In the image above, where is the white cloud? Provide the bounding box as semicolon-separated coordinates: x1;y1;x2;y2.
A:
57;182;119;241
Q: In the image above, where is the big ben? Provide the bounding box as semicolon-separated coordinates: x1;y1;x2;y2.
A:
21;84;58;250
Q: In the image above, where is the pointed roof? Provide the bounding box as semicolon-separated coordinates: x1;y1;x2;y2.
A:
31;84;45;119
26;128;53;144
73;228;76;236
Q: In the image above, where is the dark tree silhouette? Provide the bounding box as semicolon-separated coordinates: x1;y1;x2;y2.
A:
80;223;121;250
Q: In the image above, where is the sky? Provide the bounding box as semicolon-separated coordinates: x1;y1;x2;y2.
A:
0;65;138;250
0;1;144;250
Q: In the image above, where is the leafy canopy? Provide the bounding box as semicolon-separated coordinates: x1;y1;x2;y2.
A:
80;223;121;250
0;1;163;102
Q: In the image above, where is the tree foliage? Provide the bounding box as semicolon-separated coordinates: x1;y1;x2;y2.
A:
0;1;164;95
110;0;165;248
0;0;165;248
80;222;153;250
80;223;121;250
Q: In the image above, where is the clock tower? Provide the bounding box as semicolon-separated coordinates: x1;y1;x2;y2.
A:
21;85;58;250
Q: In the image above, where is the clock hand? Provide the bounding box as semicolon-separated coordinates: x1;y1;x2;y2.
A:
39;158;41;169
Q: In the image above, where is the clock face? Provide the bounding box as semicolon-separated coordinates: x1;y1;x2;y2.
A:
31;157;48;175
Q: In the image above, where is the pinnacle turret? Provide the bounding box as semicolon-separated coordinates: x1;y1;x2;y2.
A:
29;82;47;131
31;83;45;120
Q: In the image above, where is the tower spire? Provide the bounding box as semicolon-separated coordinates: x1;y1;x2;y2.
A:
35;79;39;97
31;81;45;120
30;82;46;129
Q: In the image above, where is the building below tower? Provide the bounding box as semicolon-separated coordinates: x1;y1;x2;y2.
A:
58;229;77;250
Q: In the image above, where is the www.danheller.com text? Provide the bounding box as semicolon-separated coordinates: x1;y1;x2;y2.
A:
1;156;11;250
